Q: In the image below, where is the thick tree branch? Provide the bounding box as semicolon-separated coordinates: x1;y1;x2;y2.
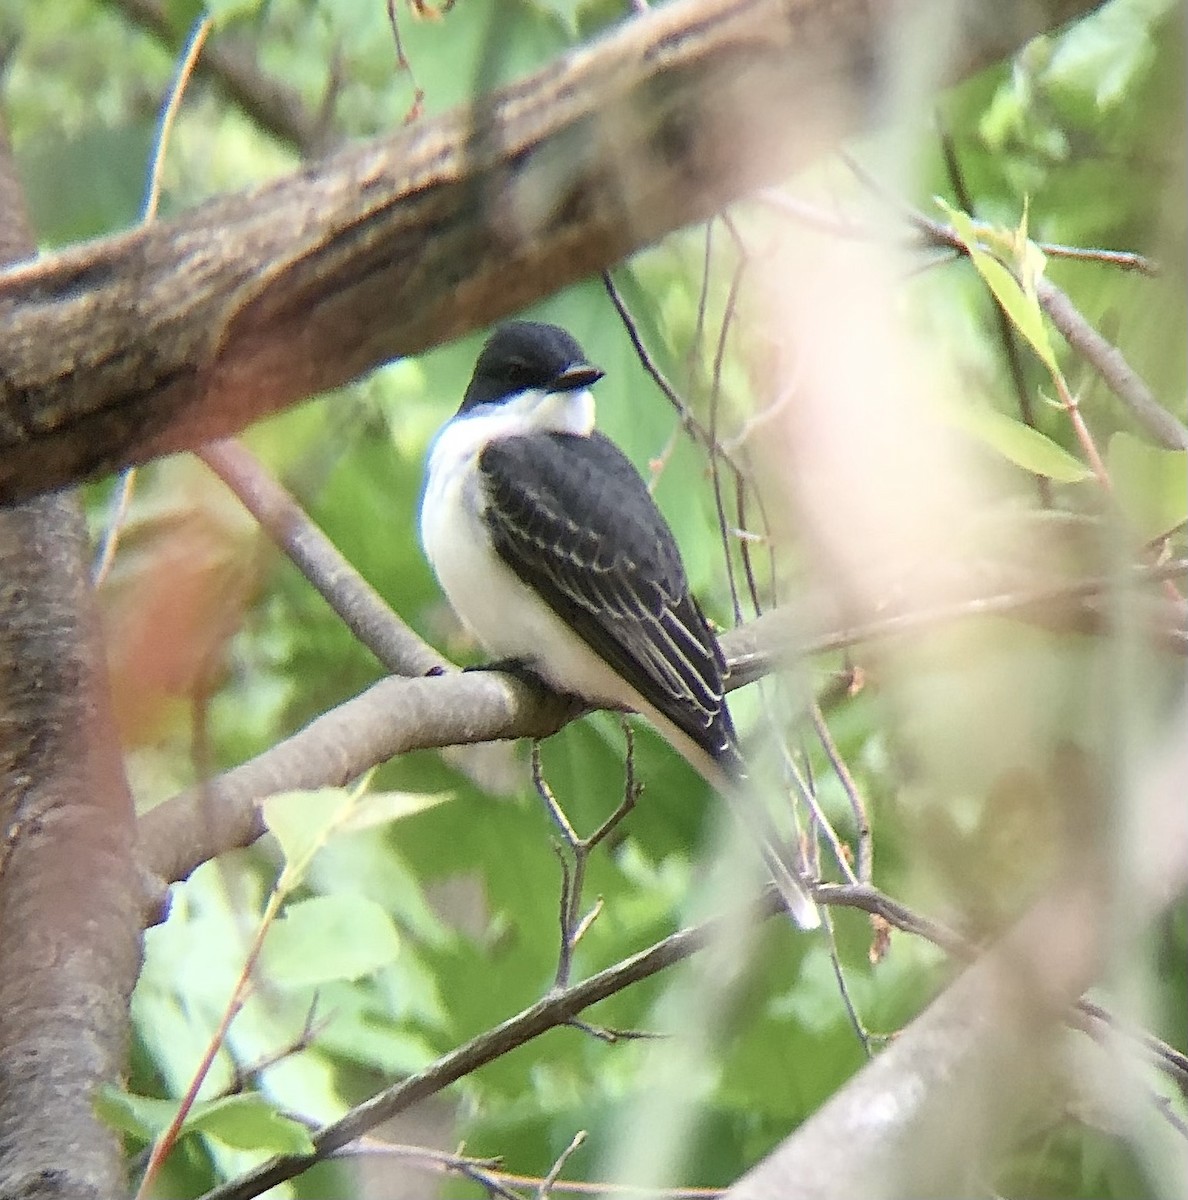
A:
135;559;1187;900
0;130;140;1200
0;0;1100;505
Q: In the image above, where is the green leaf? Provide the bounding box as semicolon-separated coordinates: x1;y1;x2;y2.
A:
95;1086;179;1142
185;1093;315;1155
942;402;1092;482
1106;433;1188;542
203;0;264;26
260;894;401;987
940;202;1058;374
336;789;451;836
261;788;357;877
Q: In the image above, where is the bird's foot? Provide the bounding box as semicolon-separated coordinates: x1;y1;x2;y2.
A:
464;660;590;730
464;656;549;689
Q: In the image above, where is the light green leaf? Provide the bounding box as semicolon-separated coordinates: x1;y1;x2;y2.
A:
943;402;1092;482
261;788;357;877
940;202;1057;373
336;789;452;836
203;0;264;27
1106;433;1188;542
260;894;401;987
185;1093;315;1155
95;1086;178;1141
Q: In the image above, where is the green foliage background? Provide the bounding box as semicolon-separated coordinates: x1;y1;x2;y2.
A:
1;0;1183;1196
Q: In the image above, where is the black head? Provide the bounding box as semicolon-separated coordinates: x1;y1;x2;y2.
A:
459;322;604;412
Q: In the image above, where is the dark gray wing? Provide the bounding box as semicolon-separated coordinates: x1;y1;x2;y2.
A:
478;431;739;767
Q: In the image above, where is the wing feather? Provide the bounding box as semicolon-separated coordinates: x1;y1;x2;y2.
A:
478;431;736;763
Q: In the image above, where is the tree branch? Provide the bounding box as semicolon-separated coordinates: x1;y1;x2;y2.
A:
199;891;786;1200
0;0;1101;505
0;127;141;1200
135;559;1187;900
106;0;329;153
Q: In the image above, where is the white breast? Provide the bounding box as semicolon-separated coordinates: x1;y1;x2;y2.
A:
419;389;634;708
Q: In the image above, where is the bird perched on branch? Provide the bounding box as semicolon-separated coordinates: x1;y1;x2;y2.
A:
420;320;818;929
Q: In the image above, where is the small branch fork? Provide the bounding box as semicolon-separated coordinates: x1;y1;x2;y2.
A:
327;1134;724;1198
531;726;642;995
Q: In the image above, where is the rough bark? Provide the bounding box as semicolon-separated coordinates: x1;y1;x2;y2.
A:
0;0;1100;505
0;132;140;1200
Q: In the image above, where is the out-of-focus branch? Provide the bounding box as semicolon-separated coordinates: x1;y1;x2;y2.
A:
0;0;1103;505
727;719;1188;1200
106;0;329;153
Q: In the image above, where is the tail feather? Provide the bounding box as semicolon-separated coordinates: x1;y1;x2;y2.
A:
630;698;821;931
710;742;821;931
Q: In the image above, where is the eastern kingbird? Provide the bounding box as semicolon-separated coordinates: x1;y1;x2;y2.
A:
420;321;819;929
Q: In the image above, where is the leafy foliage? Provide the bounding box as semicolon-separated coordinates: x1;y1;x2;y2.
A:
1;0;1183;1197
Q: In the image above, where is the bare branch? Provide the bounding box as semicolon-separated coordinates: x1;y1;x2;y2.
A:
136;560;1187;897
532;730;640;990
197;439;449;678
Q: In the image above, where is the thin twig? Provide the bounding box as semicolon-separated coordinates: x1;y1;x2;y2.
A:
688;219;715;388
808;702;871;884
539;1130;587;1199
386;0;426;121
224;998;333;1096
820;906;876;1059
706;232;748;625
779;736;854;886
94;16;211;587
144;16;213;220
91;466;139;586
602;270;718;455
197;439;449;678
531;734;640;990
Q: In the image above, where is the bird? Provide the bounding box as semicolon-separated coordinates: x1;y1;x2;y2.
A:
419;320;819;929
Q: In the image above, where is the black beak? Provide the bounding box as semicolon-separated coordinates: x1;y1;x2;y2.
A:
548;363;604;393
